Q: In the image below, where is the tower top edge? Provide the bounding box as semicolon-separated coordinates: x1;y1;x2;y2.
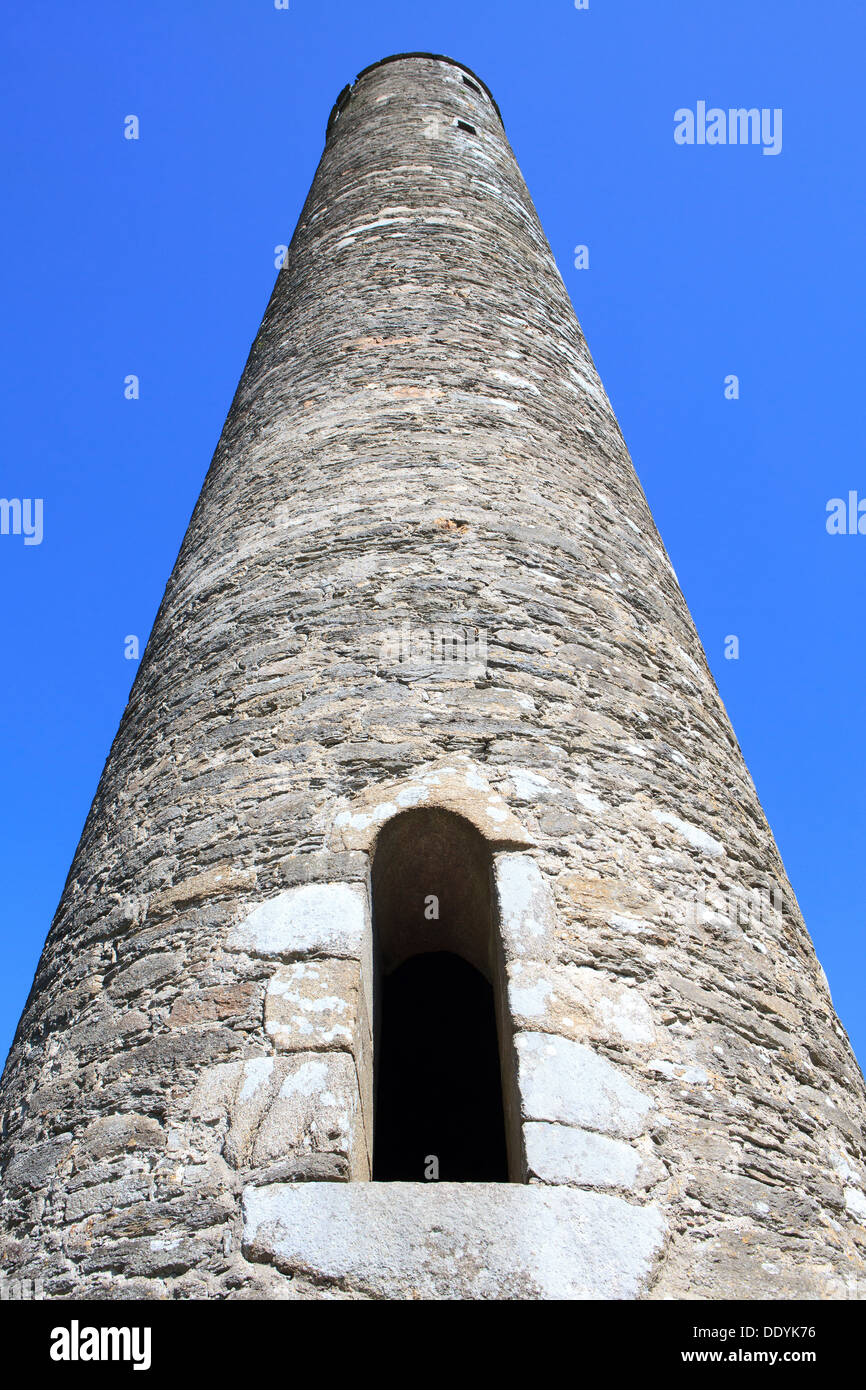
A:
327;53;505;137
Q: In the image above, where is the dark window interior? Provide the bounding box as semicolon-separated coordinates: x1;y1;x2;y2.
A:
373;951;508;1182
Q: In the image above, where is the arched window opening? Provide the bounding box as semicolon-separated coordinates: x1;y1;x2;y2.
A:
370;808;512;1181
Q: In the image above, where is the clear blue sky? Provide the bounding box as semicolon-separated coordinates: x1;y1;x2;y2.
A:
1;1;864;1071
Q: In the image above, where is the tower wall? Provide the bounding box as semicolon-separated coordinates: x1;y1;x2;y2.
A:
1;54;865;1300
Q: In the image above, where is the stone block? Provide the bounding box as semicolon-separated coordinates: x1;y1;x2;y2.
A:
242;1181;665;1300
226;882;368;961
494;853;555;961
78;1114;167;1161
507;961;656;1046
524;1121;664;1190
515;1033;653;1137
264;958;361;1053
191;1053;366;1180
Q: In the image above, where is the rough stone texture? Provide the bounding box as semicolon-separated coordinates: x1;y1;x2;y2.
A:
227;883;368;961
508;960;657;1045
524;1122;665;1192
191;1054;366;1182
242;1181;665;1300
495;853;556;961
516;1032;654;1137
264;959;361;1053
331;754;533;852
1;52;865;1300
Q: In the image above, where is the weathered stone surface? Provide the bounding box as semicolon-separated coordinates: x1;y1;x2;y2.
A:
494;854;555;961
242;1181;665;1300
507;961;657;1047
524;1122;665;1191
252;1055;362;1174
79;1114;167;1161
649;1227;866;1302
107;951;184;1000
0;51;864;1301
3;1139;73;1193
149;865;256;916
264;851;369;890
265;958;362;1053
331;756;532;852
516;1033;654;1137
226;883;367;961
191;1053;365;1180
168;981;260;1028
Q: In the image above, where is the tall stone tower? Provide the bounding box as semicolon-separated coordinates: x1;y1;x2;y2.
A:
1;53;865;1301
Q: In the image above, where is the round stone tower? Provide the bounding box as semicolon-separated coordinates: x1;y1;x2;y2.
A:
1;53;864;1301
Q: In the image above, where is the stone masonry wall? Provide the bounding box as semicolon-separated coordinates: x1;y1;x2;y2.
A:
0;54;865;1299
